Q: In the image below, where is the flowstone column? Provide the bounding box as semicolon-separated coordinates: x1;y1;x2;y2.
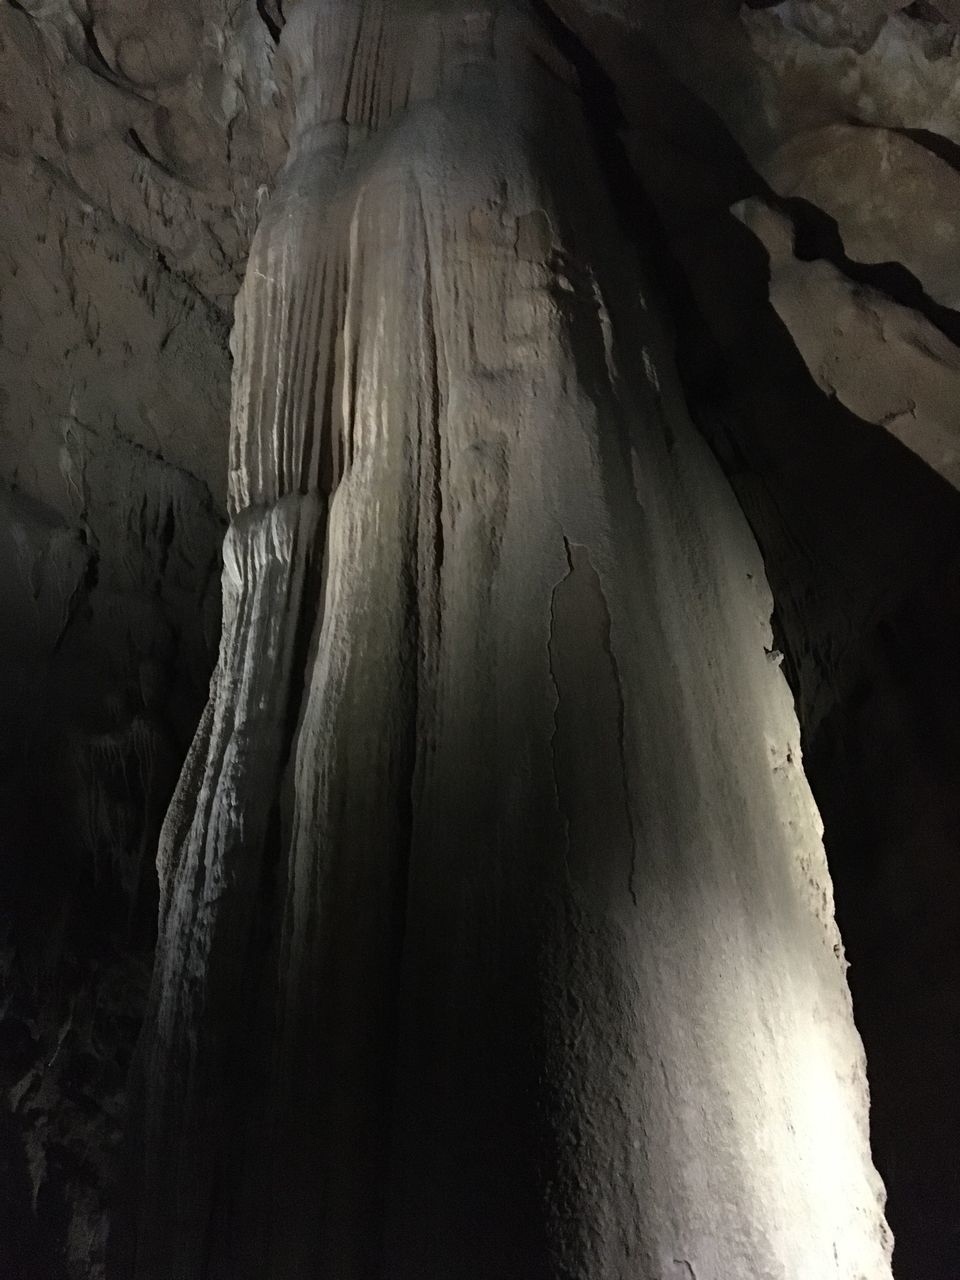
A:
113;3;894;1278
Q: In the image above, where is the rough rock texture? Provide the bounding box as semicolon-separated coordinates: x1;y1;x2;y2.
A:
113;4;892;1278
735;198;960;489
760;124;960;311
0;1;281;1273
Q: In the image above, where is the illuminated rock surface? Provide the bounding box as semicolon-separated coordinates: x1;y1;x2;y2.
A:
113;5;891;1277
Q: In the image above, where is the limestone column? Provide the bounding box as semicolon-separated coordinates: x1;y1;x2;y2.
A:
113;4;894;1278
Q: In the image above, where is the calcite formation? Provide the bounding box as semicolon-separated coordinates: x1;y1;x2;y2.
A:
114;2;893;1278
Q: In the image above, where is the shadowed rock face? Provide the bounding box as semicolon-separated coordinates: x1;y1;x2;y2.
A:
0;2;276;1269
111;3;891;1277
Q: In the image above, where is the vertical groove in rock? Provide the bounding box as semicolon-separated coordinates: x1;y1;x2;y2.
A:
115;3;894;1278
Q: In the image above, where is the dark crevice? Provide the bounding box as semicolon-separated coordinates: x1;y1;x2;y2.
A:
894;124;960;179
775;193;960;348
81;21;114;77
158;503;176;580
75;17;152;102
534;1;706;351
256;0;284;45
533;2;760;422
902;2;950;22
125;129;174;181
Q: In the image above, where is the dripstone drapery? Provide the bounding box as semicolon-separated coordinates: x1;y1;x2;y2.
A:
112;4;893;1277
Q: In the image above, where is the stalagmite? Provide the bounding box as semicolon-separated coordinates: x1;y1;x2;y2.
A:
113;2;894;1277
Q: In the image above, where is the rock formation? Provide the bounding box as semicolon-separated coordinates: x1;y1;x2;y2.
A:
735;197;960;490
3;1;960;1277
112;3;893;1277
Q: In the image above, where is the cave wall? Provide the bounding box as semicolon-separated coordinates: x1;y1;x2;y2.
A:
0;1;281;1272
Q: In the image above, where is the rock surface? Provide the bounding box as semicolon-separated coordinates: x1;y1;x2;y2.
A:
1;0;959;1277
736;197;960;489
0;0;280;1272
759;124;960;311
